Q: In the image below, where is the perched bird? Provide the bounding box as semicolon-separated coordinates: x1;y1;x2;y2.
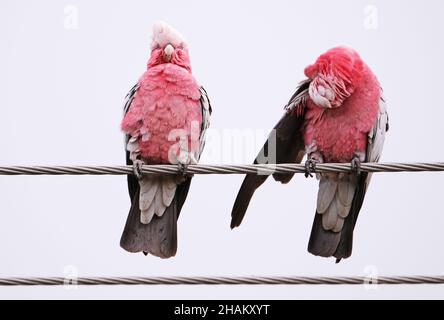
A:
231;47;388;262
120;22;211;258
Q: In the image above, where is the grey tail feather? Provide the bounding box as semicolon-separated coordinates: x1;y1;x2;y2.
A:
308;173;369;261
307;213;342;258
230;173;268;229
307;212;354;262
332;212;355;261
333;172;369;261
120;186;178;259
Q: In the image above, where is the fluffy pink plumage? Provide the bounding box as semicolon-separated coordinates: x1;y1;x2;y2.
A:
302;47;380;162
121;35;202;164
230;46;387;261
120;22;211;258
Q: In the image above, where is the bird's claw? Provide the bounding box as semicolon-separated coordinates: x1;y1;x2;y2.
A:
305;159;317;178
133;159;145;180
351;157;362;175
178;163;193;178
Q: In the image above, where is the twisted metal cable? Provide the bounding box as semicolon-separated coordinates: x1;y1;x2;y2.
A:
0;275;443;286
0;162;443;176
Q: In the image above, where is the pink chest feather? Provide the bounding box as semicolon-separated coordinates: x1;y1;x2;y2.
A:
121;64;202;164
303;69;380;162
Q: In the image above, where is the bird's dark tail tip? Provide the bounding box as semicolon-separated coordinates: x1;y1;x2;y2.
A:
231;174;269;230
308;212;343;259
307;226;352;262
121;192;178;259
230;216;241;230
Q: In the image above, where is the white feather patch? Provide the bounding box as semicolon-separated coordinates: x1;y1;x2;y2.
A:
139;175;178;224
162;179;177;207
141;201;156;224
319;174;356;231
337;174;357;208
322;199;339;230
333;217;345;232
335;195;351;219
154;187;166;217
139;178;159;211
317;177;338;214
126;136;141;161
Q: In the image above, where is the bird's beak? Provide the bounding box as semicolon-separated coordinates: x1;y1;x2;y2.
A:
163;44;174;62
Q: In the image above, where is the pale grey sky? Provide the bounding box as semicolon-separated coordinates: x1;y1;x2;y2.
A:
0;0;443;299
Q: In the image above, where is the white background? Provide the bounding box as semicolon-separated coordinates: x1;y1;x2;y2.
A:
0;0;443;299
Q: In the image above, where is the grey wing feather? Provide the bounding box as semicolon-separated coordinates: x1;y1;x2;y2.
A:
367;95;389;163
285;79;311;113
272;80;310;184
333;95;389;259
123;83;139;140
198;86;212;160
360;94;389;191
176;86;211;216
123;84;140;201
123;83;139;114
230;80;310;229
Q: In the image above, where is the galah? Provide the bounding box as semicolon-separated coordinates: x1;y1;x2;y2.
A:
120;22;211;258
231;47;388;262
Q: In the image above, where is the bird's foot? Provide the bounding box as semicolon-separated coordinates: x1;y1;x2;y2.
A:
132;159;145;180
351;157;362;175
177;162;194;178
178;163;187;177
304;158;318;178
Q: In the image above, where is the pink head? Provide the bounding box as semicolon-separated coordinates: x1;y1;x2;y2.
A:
147;21;192;72
305;46;364;109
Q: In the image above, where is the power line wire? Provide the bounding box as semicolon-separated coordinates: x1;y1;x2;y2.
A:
0;275;443;286
0;162;442;176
